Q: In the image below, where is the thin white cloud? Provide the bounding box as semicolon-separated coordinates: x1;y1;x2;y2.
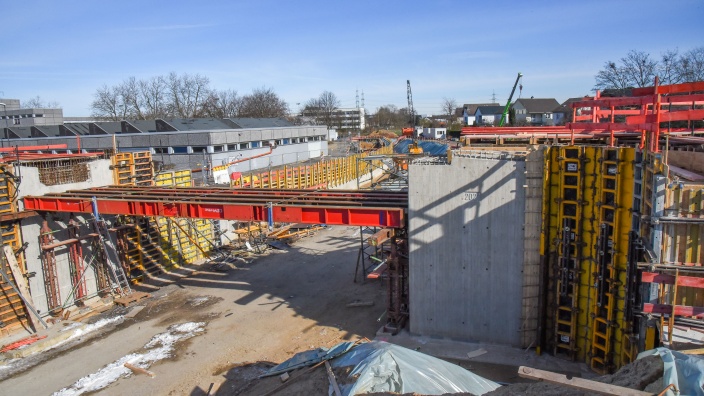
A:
121;24;215;32
446;51;505;60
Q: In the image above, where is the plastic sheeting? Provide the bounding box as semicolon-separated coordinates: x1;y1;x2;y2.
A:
330;341;500;395
261;341;356;378
394;139;449;156
638;347;704;396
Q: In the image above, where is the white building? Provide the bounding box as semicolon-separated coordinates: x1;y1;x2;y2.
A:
420;127;446;139
0;98;64;127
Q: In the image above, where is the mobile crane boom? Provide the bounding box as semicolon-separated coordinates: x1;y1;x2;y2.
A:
498;72;523;127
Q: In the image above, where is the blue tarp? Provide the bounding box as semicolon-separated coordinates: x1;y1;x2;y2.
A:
638;347;704;396
394;139;449;155
260;341;356;378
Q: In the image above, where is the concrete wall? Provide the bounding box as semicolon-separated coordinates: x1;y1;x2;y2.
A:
22;214;102;317
16;160;114;316
16;159;113;210
408;154;527;346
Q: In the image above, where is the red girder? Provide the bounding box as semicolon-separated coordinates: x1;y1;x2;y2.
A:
23;187;407;228
626;109;704;125
632;81;704;96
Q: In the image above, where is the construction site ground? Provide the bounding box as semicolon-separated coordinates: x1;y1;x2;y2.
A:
1;225;594;395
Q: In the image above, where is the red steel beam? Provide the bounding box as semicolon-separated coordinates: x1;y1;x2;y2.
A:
23;187;407;228
642;303;704;318
626;109;704;125
0;144;68;153
642;272;704;288
633;81;704;96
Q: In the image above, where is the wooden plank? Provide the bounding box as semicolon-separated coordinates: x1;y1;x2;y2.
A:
518;366;651;396
681;347;704;355
113;291;151;307
3;245;36;328
367;263;387;279
324;361;342;396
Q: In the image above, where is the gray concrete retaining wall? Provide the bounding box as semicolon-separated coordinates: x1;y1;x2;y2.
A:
408;154;527;346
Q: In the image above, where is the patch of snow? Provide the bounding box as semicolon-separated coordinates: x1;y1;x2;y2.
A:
52;316;125;350
187;296;210;306
53;322;206;396
59;322;83;332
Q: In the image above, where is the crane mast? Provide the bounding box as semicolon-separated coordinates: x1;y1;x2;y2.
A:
499;72;523;127
407;79;415;129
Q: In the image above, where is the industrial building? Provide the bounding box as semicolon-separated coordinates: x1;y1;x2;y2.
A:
0;116;329;177
0;98;64;128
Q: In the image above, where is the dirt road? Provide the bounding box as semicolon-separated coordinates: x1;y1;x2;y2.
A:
1;225;385;395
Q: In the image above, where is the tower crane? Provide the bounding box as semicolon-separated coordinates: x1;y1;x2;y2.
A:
499;72;523;127
402;80;416;137
402;80;422;154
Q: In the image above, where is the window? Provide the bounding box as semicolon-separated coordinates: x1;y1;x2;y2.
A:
238;143;248;150
251;141;260;148
172;146;188;154
154;147;168;154
283;138;290;144
13;118;20;125
192;146;207;153
213;145;224;152
275;139;282;146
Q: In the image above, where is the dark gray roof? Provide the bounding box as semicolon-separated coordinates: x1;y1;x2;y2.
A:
513;98;560;114
476;106;505;115
225;118;293;128
93;122;123;134
554;97;590;113
163;118;233;131
129;120;161;132
463;103;498;116
64;123;91;136
5;127;33;139
33;125;62;137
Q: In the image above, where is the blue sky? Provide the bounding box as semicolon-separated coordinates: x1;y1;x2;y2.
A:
1;0;702;117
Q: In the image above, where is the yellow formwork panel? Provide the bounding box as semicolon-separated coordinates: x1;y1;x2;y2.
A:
542;146;635;373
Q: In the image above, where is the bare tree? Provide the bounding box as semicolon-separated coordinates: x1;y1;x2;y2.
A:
302;91;340;127
595;61;631;93
91;84;129;120
91;74;295;121
441;97;457;127
659;49;682;85
595;46;704;92
621;50;657;88
23;96;60;109
121;76;143;119
677;46;704;83
138;76;169;119
239;87;289;118
167;72;211;118
202;89;241;118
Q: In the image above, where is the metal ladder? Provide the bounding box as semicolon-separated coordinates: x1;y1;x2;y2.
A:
91;197;132;297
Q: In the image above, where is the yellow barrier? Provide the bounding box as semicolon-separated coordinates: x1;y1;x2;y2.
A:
230;146;392;189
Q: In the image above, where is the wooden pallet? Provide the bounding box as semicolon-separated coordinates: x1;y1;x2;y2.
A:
113;291;151;307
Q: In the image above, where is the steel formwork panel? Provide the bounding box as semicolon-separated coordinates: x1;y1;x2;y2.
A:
23;187;407;228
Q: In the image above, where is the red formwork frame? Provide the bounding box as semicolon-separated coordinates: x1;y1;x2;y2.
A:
568;79;704;152
23;187;407;228
459;80;704;150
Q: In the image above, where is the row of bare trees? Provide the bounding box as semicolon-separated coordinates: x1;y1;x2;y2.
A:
301;91;341;127
91;73;289;120
595;47;704;91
